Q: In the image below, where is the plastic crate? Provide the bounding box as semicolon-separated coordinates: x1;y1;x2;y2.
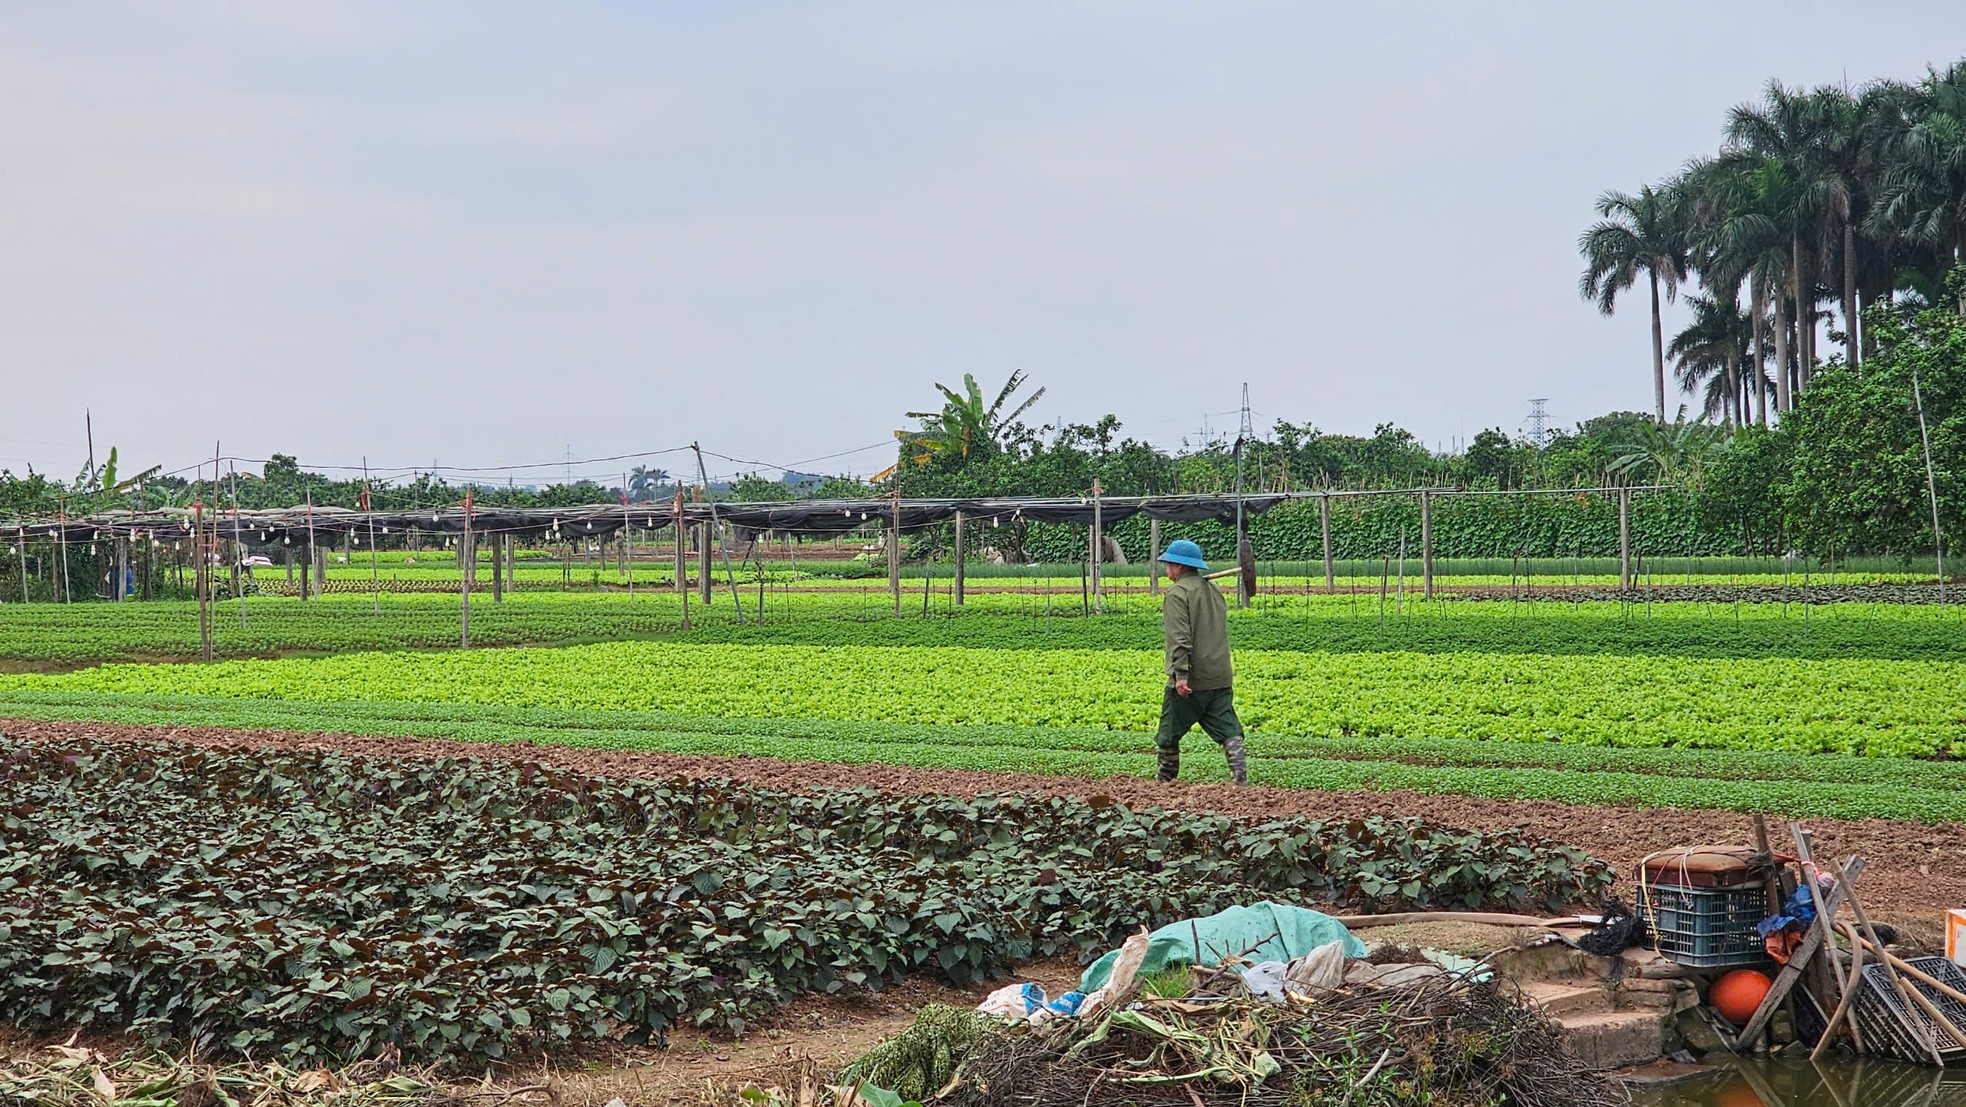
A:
1635;879;1771;968
1852;955;1966;1064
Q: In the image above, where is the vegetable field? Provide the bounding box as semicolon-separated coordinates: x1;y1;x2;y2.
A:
0;735;1606;1061
18;640;1963;758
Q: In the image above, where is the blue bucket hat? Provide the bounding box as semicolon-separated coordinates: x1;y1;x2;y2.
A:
1158;539;1209;570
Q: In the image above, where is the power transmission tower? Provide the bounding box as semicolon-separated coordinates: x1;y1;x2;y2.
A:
1524;399;1552;448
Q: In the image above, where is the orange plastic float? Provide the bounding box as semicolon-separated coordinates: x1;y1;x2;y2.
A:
1709;968;1774;1025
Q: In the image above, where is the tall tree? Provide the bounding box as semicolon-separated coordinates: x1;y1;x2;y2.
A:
1869;63;1966;309
1579;184;1688;421
1728;81;1832;392
1669;294;1761;425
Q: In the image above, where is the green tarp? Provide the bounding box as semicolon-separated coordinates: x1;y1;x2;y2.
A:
1079;901;1367;994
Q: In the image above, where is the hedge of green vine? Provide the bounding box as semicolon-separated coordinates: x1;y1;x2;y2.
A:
1020;491;1738;563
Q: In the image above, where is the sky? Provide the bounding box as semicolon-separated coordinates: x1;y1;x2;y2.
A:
2;1;1959;487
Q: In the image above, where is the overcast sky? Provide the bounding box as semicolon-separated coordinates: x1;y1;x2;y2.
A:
3;2;1958;486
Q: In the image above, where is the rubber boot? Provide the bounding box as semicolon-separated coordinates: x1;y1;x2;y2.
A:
1223;733;1248;787
1156;746;1180;783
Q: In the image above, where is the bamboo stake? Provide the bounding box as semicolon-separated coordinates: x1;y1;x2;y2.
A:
691;443;745;623
1420;490;1434;600
460;492;473;648
953;510;965;606
1320;493;1333;590
675;491;691;631
1090;479;1103;614
363;459;380;615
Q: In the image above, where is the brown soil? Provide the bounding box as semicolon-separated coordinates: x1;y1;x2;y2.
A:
7;717;1959;923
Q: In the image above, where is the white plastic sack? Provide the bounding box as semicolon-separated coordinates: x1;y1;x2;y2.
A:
1285;939;1349;992
1242;961;1289;1004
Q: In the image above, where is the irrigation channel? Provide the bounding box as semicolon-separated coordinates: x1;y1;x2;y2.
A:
1631;1056;1966;1105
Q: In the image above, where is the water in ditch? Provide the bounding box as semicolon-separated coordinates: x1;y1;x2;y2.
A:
1631;1056;1966;1106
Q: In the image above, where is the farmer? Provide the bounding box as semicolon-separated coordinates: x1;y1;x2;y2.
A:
1155;539;1248;786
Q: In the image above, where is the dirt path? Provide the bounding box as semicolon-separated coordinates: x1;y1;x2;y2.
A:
6;717;1958;924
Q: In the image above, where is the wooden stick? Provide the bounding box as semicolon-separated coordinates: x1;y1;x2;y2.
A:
1812;921;1867;1061
1846;880;1947;1063
1885;950;1966;1009
1791;825;1847;1013
1845;911;1955;1061
1732;856;1861;1050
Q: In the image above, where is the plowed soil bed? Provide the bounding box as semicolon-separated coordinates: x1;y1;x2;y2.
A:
5;717;1958;922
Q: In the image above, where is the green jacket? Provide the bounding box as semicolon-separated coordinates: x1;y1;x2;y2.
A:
1163;570;1233;690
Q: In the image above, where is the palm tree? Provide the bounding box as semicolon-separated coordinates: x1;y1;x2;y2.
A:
900;370;1047;464
1728;81;1841;391
1869;63;1966;309
626;467;671;502
1580;184;1689;422
1680;153;1800;419
1668;294;1764;425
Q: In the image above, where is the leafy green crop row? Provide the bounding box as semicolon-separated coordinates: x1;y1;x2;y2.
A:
2;694;1957;821
19;639;1958;758
2;584;1960;666
0;735;1607;1061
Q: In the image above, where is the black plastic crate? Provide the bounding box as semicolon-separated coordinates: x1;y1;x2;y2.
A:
1635;878;1771;968
1852;955;1966;1064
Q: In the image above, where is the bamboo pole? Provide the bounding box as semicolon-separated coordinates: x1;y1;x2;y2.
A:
675;492;691;630
461;491;473;649
889;478;901;617
698;521;712;605
690;443;745;623
953;510;966;607
1320;493;1333;589
621;472;633;602
1148;518;1161;595
363;459;380;615
673;495;687;594
1090;478;1103;614
1618;487;1633;591
1420;490;1434;600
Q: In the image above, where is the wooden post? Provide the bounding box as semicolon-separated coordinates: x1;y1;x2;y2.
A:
1618;487;1633;591
953;510;966;607
506;530;516;591
194;499;212;662
1731;856;1863;1050
16;528;27;603
1148;518;1161;595
674;492;691;629
1090;479;1103;614
460;491;473;648
362;461;380;616
697;522;712;605
673;507;687;592
492;533;505;602
1420;490;1434;601
1320;493;1334;589
116;534;129;601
